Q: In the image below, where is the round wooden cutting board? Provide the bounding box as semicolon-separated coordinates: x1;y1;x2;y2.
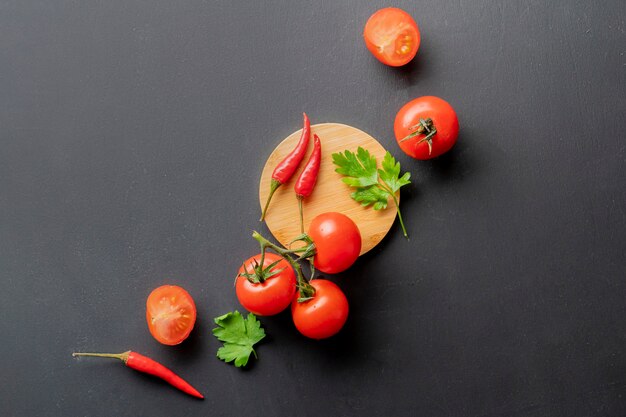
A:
259;123;398;255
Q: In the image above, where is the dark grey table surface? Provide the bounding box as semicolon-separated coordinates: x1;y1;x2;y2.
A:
1;1;625;416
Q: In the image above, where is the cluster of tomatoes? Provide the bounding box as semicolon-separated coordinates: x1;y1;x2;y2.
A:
237;212;361;339
142;209;362;345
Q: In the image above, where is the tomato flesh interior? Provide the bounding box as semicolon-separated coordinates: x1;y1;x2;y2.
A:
146;285;196;345
364;8;420;67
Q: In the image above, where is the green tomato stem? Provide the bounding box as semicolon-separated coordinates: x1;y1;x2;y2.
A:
400;118;437;156
252;231;315;299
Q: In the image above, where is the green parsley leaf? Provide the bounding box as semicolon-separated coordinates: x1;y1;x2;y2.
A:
331;148;379;187
351;186;390;210
332;148;411;238
379;152;411;193
213;311;265;367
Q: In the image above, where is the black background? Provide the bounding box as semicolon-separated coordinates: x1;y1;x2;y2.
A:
1;1;625;416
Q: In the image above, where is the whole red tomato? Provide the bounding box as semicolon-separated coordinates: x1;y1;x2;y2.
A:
363;7;420;67
394;96;459;160
236;252;296;316
308;212;361;274
291;279;349;339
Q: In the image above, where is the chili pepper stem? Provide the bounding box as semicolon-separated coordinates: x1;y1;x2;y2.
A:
72;351;130;363
297;197;304;234
260;179;281;221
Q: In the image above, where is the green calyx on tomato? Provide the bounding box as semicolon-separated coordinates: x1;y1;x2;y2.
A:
251;231;316;302
236;253;296;316
237;254;285;284
394;96;459;160
399;117;437;155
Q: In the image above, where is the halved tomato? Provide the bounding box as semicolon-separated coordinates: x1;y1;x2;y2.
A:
146;285;197;345
364;8;420;67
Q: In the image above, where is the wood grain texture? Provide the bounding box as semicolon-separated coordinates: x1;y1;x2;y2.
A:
259;123;398;254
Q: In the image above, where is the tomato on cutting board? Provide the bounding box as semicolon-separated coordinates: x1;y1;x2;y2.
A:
308;212;361;274
146;285;197;345
236;252;297;316
394;96;459;160
291;279;349;340
363;7;420;67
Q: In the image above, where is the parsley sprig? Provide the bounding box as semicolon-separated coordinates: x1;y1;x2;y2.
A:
332;147;411;238
213;311;266;367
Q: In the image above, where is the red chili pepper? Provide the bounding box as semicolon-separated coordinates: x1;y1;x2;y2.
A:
260;113;311;221
294;134;322;233
72;351;203;399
